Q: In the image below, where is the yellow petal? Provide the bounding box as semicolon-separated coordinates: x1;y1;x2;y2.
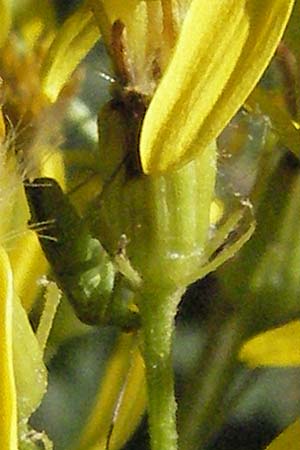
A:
9;231;48;311
77;334;146;450
108;348;146;450
265;420;300;450
141;0;295;173
41;0;100;103
240;321;300;367
0;106;6;141
0;0;11;48
0;246;18;449
13;0;55;48
9;150;64;311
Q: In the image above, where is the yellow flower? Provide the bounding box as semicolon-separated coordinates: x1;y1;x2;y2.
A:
0;0;70;307
218;115;300;450
12;2;296;449
0;7;65;438
240;321;300;450
265;419;300;450
0;246;18;449
0;126;47;449
140;0;295;173
240;320;300;367
42;0;294;174
237;160;300;449
0;0;11;48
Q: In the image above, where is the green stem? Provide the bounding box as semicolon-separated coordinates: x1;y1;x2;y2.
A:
178;312;246;450
139;286;184;450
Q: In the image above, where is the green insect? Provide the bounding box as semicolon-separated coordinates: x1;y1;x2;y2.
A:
25;177;140;330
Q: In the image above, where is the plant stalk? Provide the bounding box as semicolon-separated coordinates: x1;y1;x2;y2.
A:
138;286;184;450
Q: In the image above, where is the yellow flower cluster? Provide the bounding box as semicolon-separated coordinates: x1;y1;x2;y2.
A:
0;1;297;449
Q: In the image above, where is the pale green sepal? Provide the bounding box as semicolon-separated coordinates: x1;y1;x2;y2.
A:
204;208;253;265
41;1;100;103
0;246;18;450
12;292;47;427
240;321;300;367
194;211;255;284
0;0;12;48
141;0;295;174
265;420;300;449
36;282;61;352
96;137;217;289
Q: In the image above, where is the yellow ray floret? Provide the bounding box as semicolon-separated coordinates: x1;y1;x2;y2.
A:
140;0;295;174
0;246;18;449
240;321;300;367
42;0;100;103
265;420;300;450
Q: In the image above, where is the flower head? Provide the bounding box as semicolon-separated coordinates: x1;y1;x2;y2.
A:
42;0;295;174
138;0;295;173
